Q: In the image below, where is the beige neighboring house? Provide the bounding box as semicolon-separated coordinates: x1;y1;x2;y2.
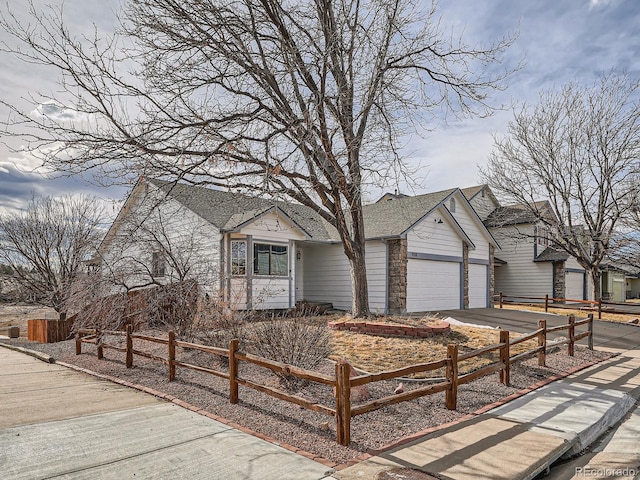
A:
98;178;497;314
462;185;589;302
600;263;640;302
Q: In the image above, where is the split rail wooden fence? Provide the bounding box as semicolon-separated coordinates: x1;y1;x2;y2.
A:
497;291;640;320
76;314;593;446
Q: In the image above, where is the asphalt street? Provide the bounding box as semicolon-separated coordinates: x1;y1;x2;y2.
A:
429;308;640;351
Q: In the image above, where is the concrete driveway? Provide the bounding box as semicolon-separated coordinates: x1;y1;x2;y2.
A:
426;308;640;351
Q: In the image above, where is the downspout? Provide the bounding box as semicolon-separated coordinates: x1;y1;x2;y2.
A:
246;235;253;310
384;239;389;315
225;235;231;304
289;239;294;308
219;235;225;298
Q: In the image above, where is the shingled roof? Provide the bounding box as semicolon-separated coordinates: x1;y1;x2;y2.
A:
361;188;457;238
460;185;486;200
484;201;550;227
148;179;459;241
148;179;339;241
533;247;571;262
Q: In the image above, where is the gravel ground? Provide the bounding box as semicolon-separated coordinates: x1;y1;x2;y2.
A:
2;335;612;465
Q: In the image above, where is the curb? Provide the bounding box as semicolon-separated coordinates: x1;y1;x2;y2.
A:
0;342;55;363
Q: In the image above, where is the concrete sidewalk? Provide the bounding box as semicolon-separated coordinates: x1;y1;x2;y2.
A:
0;347;333;480
333;349;640;480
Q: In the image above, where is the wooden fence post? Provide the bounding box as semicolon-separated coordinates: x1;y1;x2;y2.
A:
545;294;549;312
335;361;351;446
598;298;602;320
588;313;594;350
445;344;458;410
97;330;104;360
229;339;239;404
168;331;176;381
568;315;575;357
538;320;547;367
126;325;133;368
75;332;82;355
499;292;503;309
499;330;510;386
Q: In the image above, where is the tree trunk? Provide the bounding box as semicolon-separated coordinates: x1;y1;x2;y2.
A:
589;266;601;301
347;243;369;318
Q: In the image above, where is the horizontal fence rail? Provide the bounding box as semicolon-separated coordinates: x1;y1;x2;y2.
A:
75;313;593;446
497;292;640;320
497;292;604;319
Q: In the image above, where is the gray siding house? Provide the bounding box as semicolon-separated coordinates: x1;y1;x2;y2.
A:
463;185;588;302
99;178;497;313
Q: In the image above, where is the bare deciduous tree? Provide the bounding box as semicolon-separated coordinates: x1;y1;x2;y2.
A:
96;191;219;292
0;194;105;315
482;74;640;300
1;0;515;316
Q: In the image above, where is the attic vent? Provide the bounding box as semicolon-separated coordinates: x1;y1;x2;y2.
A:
450;198;456;212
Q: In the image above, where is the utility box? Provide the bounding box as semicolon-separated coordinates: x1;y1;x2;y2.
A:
8;326;19;338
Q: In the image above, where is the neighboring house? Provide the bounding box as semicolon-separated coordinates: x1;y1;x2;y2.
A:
600;265;627;302
98;178;497;313
626;271;640;300
600;263;640;301
462;185;588;302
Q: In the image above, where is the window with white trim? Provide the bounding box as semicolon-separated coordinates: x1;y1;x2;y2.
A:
231;240;247;275
253;243;288;276
536;226;550;246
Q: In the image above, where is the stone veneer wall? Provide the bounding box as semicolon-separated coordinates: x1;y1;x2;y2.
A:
553;261;566;302
387;238;407;314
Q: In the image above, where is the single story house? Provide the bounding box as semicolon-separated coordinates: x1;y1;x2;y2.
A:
98;178;498;313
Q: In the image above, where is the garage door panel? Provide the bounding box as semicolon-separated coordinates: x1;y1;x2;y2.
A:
407;260;460;312
469;264;488;308
566;271;584;301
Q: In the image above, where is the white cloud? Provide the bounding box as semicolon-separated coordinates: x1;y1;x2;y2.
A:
1;145;63;177
589;0;617;10
31;102;89;123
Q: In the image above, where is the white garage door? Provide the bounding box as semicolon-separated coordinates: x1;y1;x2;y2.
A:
565;271;584;301
612;278;625;302
469;263;488;308
407;260;460;312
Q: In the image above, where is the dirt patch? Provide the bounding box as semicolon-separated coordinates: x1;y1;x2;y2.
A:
0;305;58;337
330;320;537;378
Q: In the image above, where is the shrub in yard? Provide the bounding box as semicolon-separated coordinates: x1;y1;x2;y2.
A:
248;318;332;389
194;297;248;365
146;280;199;339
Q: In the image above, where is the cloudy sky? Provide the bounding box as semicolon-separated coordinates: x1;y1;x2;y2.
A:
1;0;639;213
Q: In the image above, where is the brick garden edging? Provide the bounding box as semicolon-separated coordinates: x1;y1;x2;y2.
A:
328;320;450;338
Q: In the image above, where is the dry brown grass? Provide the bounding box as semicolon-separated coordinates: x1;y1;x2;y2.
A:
329;316;538;378
500;303;640;323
